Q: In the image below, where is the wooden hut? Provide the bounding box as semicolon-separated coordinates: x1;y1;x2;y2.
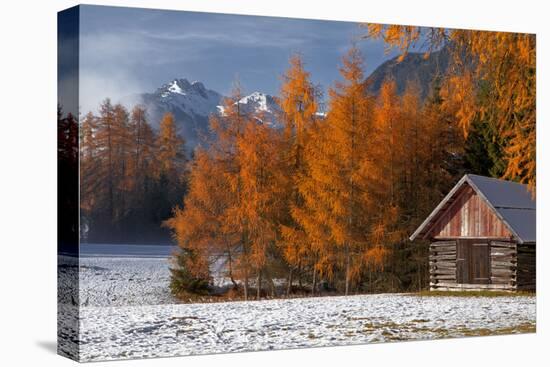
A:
410;174;536;292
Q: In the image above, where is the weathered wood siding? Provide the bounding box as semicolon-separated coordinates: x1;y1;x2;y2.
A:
429;241;457;290
489;241;517;291
430;240;520;292
456;240;491;284
431;185;512;239
517;243;536;291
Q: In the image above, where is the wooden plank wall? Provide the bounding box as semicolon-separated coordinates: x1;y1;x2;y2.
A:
517;243;536;291
431;186;512;239
430;240;520;291
490;241;517;291
429;241;457;290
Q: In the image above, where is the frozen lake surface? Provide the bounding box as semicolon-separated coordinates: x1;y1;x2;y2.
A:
59;245;536;362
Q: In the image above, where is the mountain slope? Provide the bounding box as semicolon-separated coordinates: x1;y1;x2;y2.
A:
135;79;223;149
236;92;281;128
366;47;451;99
124;49;449;151
125;79;280;150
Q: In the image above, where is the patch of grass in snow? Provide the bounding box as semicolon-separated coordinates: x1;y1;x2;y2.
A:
456;322;536;336
360;320;402;332
407;322;535;339
358;319;535;341
411;290;535;298
410;319;430;323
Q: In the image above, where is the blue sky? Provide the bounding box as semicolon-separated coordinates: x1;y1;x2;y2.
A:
78;5;401;113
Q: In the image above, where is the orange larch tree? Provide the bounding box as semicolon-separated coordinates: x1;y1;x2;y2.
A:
364;25;536;193
277;54;321;294
235;120;285;298
362;80;407;286
295;47;378;294
209;85;256;299
165;148;234;296
156;112;187;182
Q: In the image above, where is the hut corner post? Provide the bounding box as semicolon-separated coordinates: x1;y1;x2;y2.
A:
517;243;536;291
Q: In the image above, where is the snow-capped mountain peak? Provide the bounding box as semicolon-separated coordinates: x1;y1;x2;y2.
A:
157;78;212;99
123;79;280;150
216;91;280;127
238;92;279;116
238;92;271;112
152;78;222;115
167;80;185;95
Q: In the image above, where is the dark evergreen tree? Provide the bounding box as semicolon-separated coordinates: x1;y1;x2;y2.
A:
463;83;506;178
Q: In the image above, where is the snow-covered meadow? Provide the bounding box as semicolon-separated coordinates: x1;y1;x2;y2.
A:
74;293;535;361
58;245;536;362
79;256;176;307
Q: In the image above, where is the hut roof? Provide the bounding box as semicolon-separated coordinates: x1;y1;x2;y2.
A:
410;174;536;244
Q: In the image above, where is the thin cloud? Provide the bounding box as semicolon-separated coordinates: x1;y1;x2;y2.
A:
134;28;308;48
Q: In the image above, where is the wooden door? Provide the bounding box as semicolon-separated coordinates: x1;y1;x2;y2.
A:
457;240;490;284
456;240;470;283
471;242;490;284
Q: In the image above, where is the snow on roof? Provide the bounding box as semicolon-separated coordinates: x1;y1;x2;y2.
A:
410;174;536;243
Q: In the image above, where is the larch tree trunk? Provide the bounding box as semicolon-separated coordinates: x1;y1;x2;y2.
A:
267;272;276;297
256;271;262;300
298;261;303;289
311;267;317;296
227;248;238;289
345;245;351;296
286;268;293;296
243;270;249;301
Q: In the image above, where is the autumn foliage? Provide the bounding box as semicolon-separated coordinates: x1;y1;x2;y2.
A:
166;47;473;299
80;101;188;243
364;25;536;193
79;25;535;300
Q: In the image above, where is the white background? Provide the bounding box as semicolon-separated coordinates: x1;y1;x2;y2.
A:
0;0;548;365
